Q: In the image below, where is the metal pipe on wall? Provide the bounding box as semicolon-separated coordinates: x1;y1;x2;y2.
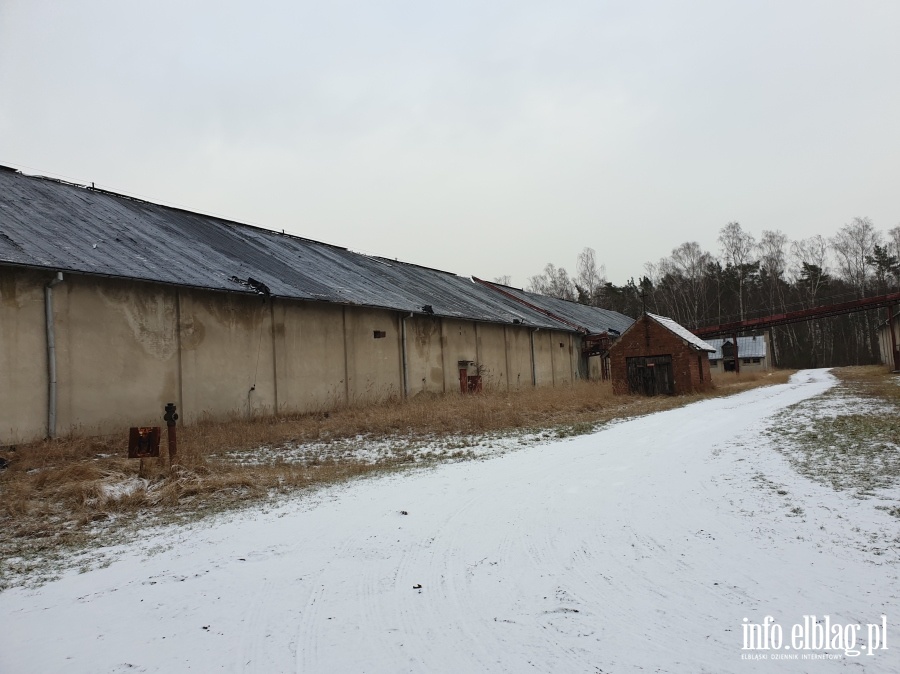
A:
44;271;64;438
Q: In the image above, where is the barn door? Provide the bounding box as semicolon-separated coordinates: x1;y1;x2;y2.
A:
625;355;674;395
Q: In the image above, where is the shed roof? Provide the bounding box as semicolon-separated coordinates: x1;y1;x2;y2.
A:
0;169;588;331
646;313;716;352
706;336;767;359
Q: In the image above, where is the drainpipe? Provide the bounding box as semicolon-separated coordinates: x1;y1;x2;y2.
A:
401;312;413;398
44;272;64;438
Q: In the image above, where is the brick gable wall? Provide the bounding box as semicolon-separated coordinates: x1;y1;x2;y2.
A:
609;315;713;395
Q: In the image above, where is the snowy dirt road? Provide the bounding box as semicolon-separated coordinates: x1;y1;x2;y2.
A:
2;369;898;673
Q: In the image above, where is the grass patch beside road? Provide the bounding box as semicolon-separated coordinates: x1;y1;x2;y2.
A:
0;369;792;589
765;366;900;502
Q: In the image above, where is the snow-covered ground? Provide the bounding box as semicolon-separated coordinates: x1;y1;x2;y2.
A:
2;369;898;673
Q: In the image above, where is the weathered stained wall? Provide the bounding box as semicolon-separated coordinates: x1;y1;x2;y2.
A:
475;323;509;390
440;319;478;393
1;267;50;442
179;288;276;423
60;277;181;432
609;315;712;395
405;315;444;395
274;301;347;412
343;306;402;404
550;331;576;385
505;326;534;391
1;271;586;443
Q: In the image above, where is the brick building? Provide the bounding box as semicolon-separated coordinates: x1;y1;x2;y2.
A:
609;313;715;395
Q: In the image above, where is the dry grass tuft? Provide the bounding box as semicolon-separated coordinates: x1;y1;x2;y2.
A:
0;369;794;587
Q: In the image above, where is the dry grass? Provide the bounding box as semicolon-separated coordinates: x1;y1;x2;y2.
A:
0;369;793;587
832;364;900;404
764;365;900;513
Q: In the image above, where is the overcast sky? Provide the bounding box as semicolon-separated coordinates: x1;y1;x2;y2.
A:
2;1;898;286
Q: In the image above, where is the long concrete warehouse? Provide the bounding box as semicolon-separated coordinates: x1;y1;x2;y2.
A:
0;167;633;443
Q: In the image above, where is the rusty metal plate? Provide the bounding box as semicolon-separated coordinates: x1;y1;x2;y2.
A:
128;426;161;458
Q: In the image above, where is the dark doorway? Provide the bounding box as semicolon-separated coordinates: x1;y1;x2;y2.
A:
625;355;675;395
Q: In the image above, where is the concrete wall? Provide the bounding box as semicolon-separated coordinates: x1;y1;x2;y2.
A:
439;318;478;393
343;306;402;404
274;301;347;413
179;288;275;423
550;331;575;385
0;269;586;443
475;323;509;390
1;267;51;442
609;315;712;395
505;326;534;390
405;315;444;395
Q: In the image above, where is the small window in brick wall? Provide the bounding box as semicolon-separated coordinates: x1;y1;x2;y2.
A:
373;330;386;339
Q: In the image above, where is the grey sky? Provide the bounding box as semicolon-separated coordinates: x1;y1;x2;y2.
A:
2;1;898;286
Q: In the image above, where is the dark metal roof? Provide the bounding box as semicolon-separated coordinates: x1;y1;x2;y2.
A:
0;169;575;330
474;279;635;335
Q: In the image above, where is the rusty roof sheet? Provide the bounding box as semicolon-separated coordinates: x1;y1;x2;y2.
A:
0;169;578;330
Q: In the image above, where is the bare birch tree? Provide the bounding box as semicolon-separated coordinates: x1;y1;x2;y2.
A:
832;217;880;294
527;263;575;300
575;247;606;306
718;221;756;321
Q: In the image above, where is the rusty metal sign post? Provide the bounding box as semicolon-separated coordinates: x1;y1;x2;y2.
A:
164;402;178;466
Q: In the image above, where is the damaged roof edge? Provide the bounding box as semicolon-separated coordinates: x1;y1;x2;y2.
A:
2;260;577;332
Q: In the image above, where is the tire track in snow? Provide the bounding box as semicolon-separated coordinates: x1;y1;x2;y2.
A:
15;369;899;674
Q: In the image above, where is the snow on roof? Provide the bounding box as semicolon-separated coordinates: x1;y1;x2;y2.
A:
646;313;716;352
706;336;767;359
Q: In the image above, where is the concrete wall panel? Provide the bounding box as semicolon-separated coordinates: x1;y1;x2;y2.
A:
531;330;554;386
405;316;444;395
58;276;180;433
274;300;347;413
179;289;275;423
505;326;534;391
550;331;574;385
0;268;49;443
441;319;478;393
475;323;509;391
344;307;402;404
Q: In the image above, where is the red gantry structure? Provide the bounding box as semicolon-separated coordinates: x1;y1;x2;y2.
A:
693;290;900;372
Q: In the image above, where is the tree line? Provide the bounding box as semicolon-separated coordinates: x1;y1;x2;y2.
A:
512;219;900;368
